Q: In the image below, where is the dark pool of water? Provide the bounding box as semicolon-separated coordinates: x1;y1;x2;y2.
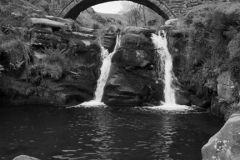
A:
0;105;223;160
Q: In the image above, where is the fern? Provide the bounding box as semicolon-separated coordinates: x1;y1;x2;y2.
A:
0;36;31;69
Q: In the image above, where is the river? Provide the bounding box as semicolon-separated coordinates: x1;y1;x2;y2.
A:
0;105;223;160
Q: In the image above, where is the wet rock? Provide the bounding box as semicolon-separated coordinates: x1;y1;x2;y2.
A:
102;33;116;52
210;97;228;117
102;63;163;106
121;33;154;50
202;114;240;160
13;155;39;160
69;39;101;65
102;27;164;107
112;49;153;68
175;89;191;106
122;26;156;38
190;95;211;109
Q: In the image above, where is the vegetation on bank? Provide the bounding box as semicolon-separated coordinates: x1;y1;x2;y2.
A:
0;0;104;105
174;2;240;118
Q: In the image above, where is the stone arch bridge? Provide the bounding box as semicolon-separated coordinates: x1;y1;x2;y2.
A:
59;0;230;20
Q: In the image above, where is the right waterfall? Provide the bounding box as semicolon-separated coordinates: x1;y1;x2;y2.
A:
151;31;189;110
152;30;176;104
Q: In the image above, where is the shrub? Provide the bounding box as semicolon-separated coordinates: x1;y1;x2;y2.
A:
184;3;240;68
29;49;68;81
30;62;63;80
179;2;240;96
43;49;68;72
165;2;240;104
147;19;157;26
0;36;31;70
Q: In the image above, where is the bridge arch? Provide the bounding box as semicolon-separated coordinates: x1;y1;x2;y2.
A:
59;0;176;20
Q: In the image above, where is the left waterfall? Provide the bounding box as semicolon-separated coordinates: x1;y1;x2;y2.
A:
78;35;121;107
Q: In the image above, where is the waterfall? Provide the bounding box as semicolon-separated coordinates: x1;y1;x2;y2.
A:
79;35;121;107
151;31;189;110
152;31;176;104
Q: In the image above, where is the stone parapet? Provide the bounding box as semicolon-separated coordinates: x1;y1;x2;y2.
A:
59;0;232;20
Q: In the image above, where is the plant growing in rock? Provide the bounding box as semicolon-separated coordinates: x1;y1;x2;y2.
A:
0;36;31;71
180;2;240;97
29;49;68;82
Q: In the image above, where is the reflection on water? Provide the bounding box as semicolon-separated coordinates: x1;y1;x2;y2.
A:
0;105;223;160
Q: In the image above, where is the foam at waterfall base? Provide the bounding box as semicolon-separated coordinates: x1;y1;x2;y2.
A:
68;100;107;108
147;102;191;111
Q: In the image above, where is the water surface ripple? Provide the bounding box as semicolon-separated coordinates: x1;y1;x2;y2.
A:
0;105;223;160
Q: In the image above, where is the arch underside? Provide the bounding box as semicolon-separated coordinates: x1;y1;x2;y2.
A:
60;0;175;20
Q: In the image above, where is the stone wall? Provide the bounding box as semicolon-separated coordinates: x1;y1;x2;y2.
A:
59;0;234;20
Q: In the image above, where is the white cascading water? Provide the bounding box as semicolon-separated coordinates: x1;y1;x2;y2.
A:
151;31;189;110
79;35;121;107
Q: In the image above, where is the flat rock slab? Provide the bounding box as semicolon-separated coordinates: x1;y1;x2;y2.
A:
202;113;240;160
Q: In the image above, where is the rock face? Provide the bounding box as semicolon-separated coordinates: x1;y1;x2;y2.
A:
206;71;236;116
175;89;191;106
0;16;102;107
202;113;240;160
0;14;190;107
102;27;164;106
217;71;235;101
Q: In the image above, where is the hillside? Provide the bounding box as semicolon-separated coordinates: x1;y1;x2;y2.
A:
77;7;128;30
121;6;166;28
76;4;166;30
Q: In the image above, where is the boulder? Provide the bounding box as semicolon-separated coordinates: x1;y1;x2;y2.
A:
13;155;39;160
202;114;240;160
102;27;164;106
102;63;164;106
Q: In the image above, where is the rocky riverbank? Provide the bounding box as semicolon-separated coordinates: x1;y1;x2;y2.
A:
0;13;117;107
162;3;240;159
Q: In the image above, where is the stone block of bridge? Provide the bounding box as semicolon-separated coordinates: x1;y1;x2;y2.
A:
59;0;232;20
